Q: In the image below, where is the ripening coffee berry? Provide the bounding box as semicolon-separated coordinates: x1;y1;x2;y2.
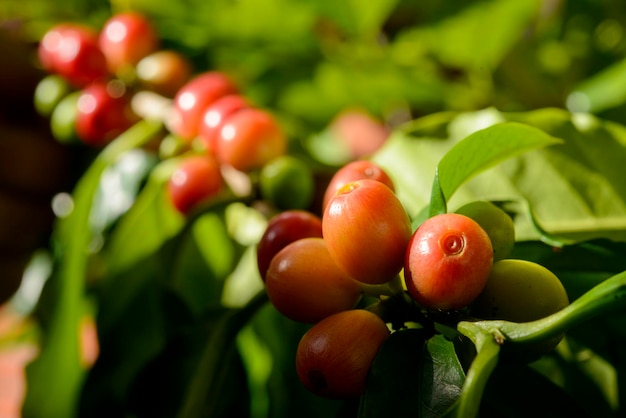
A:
169;71;238;141
323;179;412;285
75;81;139;147
198;94;250;153
471;259;569;323
296;309;390;399
34;74;72;117
329;109;390;159
259;155;315;210
264;238;363;324
38;24;108;87
256;210;323;280
214;108;287;172
322;160;395;211
471;259;570;359
455;200;515;261
404;213;493;311
167;154;223;215
136;50;193;97
50;90;81;144
99;12;160;75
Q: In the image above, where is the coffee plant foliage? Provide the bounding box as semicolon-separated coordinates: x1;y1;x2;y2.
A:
4;1;626;417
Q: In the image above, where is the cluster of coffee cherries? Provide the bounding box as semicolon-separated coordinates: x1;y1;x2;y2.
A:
256;159;570;399
34;11;303;216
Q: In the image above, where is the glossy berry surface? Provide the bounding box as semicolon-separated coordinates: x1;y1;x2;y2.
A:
322;159;395;210
455;200;516;261
259;155;315;210
323;179;412;285
169;71;238;141
38;24;108;87
99;12;160;74
471;259;569;323
214;108;287;172
75;81;139;147
296;309;390;399
167;154;223;215
198;94;250;153
136;50;193;97
256;210;323;280
404;213;494;311
264;237;362;324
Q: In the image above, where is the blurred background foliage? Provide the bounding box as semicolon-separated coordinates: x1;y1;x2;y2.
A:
3;0;626;133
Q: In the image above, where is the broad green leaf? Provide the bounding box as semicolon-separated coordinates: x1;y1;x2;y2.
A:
436;121;561;204
421;335;466;417
177;292;268;418
101;158;184;276
395;0;542;70
569;58;626;113
375;108;626;242
23;120;163;418
78;265;167;416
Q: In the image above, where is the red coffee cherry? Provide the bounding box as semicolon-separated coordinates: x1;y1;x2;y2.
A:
167;154;223;215
169;71;238;141
38;24;108;87
136;50;193;97
256;210;323;280
296;309;390;399
322;179;412;285
75;81;139;147
322;160;395;211
198;94;251;154
214;108;287;172
329;109;390;159
264;237;363;324
99;12;160;75
404;213;494;311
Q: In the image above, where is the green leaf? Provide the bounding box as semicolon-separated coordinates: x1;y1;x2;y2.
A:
395;0;543;70
436;121;561;203
177;291;268;418
23;120;163;418
421;335;466;417
102;157;184;277
569;58;626;113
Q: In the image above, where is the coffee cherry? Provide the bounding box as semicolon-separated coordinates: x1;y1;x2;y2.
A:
99;12;160;75
167;154;223;215
322;160;395;211
256;210;323;280
259;155;315;210
296;309;390;399
50;90;82;144
404;213;493;311
75;81;139;147
169;71;238;141
136;50;193;97
323;179;412;285
471;259;569;322
471;259;570;359
329;109;390;159
34;74;72;117
38;24;108;87
455;200;515;261
264;238;363;324
198;94;250;154
214;108;287;172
